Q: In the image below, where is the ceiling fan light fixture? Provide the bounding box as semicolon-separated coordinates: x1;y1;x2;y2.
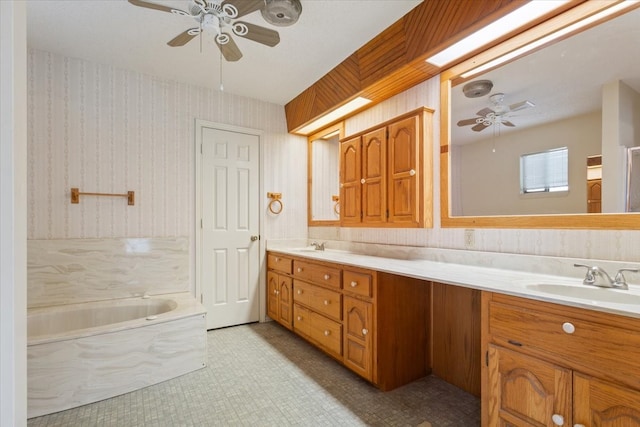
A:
261;0;302;27
462;80;493;98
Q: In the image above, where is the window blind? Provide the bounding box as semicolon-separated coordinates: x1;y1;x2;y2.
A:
520;147;568;193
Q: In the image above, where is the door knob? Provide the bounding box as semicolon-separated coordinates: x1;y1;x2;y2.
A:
250;235;259;241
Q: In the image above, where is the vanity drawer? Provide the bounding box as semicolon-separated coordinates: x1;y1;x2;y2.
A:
293;260;341;289
343;270;373;298
267;253;292;274
307;310;342;358
293;304;312;337
488;299;640;388
293;280;342;321
293;303;342;358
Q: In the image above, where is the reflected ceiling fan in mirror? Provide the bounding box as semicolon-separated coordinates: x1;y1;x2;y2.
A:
457;92;535;132
128;0;302;62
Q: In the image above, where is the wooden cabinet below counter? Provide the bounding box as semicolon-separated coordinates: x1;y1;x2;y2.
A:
482;292;640;427
266;251;431;391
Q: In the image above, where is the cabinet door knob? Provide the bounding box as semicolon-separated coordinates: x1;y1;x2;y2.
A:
362;328;368;335
275;290;279;295
350;281;358;287
324;300;329;305
324;330;330;336
275;257;280;262
409;169;416;176
551;414;564;426
273;289;277;294
562;322;575;334
297;267;302;272
324;274;330;280
297;316;302;321
297;289;302;295
360;178;366;184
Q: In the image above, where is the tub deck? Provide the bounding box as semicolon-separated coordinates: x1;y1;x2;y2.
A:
27;292;206;418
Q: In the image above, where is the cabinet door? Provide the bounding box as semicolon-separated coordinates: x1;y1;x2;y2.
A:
343;296;373;381
361;128;386;224
387;114;419;226
267;271;279;322
574;373;640;426
340;137;362;225
278;275;293;329
487;344;571;427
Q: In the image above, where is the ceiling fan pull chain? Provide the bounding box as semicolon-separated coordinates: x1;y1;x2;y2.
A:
219;51;224;91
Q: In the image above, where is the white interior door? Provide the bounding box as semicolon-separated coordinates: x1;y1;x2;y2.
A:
200;125;260;330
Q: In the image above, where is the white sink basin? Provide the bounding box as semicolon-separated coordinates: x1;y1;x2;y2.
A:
527;284;640;304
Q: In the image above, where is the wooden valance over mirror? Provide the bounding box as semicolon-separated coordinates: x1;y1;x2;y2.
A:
440;0;640;229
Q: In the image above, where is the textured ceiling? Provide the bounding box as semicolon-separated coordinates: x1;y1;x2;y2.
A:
451;7;640;146
26;0;422;105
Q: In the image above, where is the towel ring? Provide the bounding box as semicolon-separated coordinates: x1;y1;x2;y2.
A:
333;201;340;216
268;199;283;214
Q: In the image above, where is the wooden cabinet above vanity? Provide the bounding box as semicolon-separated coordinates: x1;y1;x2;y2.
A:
339;107;434;228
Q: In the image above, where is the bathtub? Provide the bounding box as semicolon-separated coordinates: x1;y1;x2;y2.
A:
27;292;207;418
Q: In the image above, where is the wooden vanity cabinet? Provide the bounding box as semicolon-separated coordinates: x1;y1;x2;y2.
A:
267;251;431;391
266;254;294;330
483;292;640;427
339;107;433;228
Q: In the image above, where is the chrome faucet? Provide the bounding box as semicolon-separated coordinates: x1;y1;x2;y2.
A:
574;264;638;290
310;241;326;251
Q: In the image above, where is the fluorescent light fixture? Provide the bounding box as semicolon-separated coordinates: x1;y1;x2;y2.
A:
460;0;639;79
296;97;372;135
426;0;570;67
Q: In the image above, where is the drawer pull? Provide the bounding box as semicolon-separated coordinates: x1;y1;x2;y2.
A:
297;267;303;273
551;414;564;426
324;274;330;280
297;289;302;295
350;281;358;287
275;257;280;262
297;316;302;321
362;328;368;335
324;300;329;305
324;330;331;336
507;339;523;347
562;322;575;334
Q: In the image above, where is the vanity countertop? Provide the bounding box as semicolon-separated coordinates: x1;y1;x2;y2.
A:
268;247;640;319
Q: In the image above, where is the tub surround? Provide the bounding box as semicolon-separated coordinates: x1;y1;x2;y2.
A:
28;237;189;307
267;240;640;318
27;292;206;418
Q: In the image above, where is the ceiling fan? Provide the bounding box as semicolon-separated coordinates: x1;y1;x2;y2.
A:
457;93;535;132
128;0;301;62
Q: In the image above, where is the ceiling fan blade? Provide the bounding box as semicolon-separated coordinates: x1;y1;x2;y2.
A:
502;121;516;127
476;107;493;117
457;118;480;127
234;22;280;47
216;35;243;62
509;100;535;111
128;0;186;14
472;123;489;132
221;0;264;18
167;29;199;47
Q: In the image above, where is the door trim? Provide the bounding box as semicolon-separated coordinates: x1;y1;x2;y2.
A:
194;119;266;323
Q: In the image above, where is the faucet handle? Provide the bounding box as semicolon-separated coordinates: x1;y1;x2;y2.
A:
614;268;639;289
574;263;596;284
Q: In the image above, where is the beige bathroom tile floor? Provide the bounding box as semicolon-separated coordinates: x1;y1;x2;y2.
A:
28;322;480;426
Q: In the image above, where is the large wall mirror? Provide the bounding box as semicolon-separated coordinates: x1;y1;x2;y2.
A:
308;122;343;225
441;1;640;229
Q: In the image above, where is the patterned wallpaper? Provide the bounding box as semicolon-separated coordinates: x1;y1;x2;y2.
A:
27;49;307;241
310;77;640;263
